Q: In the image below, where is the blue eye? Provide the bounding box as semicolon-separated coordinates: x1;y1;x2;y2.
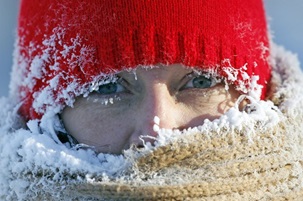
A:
184;75;214;89
96;82;125;95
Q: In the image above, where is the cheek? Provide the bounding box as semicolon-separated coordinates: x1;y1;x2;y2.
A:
61;98;137;154
176;85;239;121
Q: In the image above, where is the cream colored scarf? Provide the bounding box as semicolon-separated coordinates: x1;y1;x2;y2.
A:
67;117;303;200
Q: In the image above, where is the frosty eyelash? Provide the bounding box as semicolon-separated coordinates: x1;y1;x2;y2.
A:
86;75;120;95
185;71;222;84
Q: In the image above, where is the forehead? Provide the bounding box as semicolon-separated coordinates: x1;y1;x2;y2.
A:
118;64;193;79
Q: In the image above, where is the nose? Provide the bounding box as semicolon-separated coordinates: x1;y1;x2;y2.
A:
129;83;184;147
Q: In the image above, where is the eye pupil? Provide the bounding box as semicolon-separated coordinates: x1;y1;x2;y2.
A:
97;83;118;94
192;76;212;88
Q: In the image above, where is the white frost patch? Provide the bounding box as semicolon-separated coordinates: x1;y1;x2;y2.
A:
153;116;160;132
153;116;160;125
248;75;263;100
10;27;106;117
221;59;262;99
146;95;282;149
269;43;303;118
153;124;160;133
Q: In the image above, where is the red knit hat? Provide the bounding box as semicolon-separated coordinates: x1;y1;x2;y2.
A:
12;0;271;120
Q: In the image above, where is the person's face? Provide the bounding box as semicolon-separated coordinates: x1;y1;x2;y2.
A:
61;64;240;154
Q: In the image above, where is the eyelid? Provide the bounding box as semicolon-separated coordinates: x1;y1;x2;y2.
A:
116;76;127;85
116;76;132;91
176;71;195;91
105;76;131;94
178;72;195;86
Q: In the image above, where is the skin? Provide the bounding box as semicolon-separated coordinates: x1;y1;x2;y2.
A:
61;64;240;154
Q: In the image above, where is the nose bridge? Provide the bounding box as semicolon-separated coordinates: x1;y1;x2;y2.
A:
129;83;176;146
135;82;178;138
144;82;174;126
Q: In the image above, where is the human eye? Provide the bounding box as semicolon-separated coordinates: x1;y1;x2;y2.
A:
95;79;126;95
182;74;216;90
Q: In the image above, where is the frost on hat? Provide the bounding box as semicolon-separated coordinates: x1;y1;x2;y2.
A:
11;0;271;120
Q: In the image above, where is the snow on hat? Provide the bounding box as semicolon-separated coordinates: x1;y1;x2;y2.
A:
11;0;271;120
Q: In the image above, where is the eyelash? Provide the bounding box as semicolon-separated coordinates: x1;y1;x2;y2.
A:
93;72;218;96
93;78;127;95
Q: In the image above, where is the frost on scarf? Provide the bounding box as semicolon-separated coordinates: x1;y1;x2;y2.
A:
1;44;303;200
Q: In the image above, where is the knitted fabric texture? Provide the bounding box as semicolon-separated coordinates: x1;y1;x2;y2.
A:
12;0;271;120
69;122;303;201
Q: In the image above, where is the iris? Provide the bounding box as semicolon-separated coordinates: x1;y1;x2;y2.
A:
192;76;213;89
97;83;118;94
